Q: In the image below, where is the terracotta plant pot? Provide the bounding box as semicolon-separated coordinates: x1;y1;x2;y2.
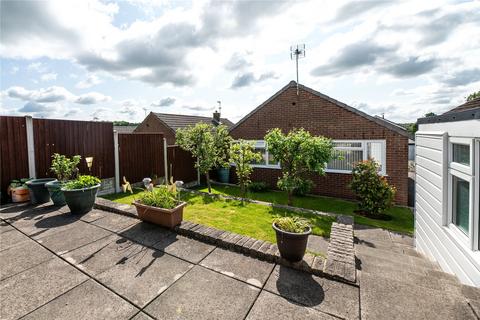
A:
273;223;312;262
133;201;186;229
26;178;56;204
11;187;30;203
61;184;100;214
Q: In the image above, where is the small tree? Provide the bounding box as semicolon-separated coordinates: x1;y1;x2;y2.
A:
50;153;81;182
466;91;480;102
265;128;333;206
176;123;231;193
350;160;396;217
229;140;262;199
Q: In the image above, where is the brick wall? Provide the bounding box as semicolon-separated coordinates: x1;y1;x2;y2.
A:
134;113;176;145
230;85;409;206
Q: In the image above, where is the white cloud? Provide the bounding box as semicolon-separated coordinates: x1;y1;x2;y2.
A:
75;92;111;104
4;86;111;105
40;72;58;81
75;74;102;89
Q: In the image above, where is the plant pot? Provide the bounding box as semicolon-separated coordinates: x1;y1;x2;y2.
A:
133;201;186;229
26;178;56;204
46;180;66;206
11;187;30;203
61;184;100;214
217;167;230;183
272;223;312;262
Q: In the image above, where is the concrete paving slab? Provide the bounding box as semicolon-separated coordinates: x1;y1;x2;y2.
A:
61;234;145;276
145;265;259;320
200;247;274;287
21;279;138;320
153;233;215;264
131;312;155;320
389;231;414;246
0;239;54;280
360;272;476;320
119;221;174;247
80;209;108;223
307;235;329;255
0;226;31;251
246;290;337;320
91;212;139;232
468;300;480;318
264;265;359;320
0;203;45;220
96;247;193;307
37;221;113;255
0;258;88;320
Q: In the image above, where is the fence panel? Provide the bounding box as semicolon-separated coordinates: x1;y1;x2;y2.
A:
118;133;165;185
0;116;29;196
167;146;197;183
33;119;114;179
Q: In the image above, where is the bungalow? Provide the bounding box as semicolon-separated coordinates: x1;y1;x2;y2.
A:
230;81;410;206
135;112;234;145
415;98;480;286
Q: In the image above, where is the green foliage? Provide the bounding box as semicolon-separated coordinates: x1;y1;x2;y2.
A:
292;179;314;196
176;123;232;193
63;175;101;190
350;160;396;217
248;181;268;192
265;128;333;205
9;178;31;189
137;186;178;209
113;121;139;126
229;140;262;198
466;91;480;101
404;122;418;136
50;153;81;182
273;216;310;233
424;112;437;117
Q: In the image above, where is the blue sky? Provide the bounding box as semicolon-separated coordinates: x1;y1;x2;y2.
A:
1;0;479;123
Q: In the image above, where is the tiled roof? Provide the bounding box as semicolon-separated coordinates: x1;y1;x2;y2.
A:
113;125;137;133
444;97;480;114
153;113;234;131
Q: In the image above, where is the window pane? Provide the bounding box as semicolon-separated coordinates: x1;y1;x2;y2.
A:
453;176;469;234
327;149;363;171
333;141;362;148
452;144;470;166
252;148;267;165
267;152;278;166
367;142;383;171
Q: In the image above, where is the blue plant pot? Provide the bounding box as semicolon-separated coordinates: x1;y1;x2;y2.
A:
26;178;56;204
46;180;66;206
217;167;230;183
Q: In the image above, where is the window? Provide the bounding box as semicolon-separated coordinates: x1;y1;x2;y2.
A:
249;140;279;168
452;175;470;234
327;140;386;175
452;143;470;166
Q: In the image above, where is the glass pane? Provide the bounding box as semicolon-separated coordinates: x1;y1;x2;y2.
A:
327;149;363;171
367;142;383;171
252;148;267;165
254;140;266;148
453;176;469;234
267;152;278;166
452;144;470;166
333;141;362;148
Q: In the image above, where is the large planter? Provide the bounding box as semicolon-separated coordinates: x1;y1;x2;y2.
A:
217;167;230;183
26;178;56;204
273;223;312;262
46;180;66;206
133;201;186;229
61;184;100;214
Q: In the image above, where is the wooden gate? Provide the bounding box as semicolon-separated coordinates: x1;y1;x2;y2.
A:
166;146;197;183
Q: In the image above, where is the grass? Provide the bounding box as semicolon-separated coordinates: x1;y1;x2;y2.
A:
101;188;336;243
196;184;414;235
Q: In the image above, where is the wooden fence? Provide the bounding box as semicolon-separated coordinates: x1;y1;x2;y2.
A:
167;145;197;183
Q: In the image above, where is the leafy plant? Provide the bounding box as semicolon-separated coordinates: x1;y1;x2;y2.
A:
229;140;262;199
248;181;268;193
350;160;396;217
137;186;178;209
265;128;333;206
292;179;314;196
273;216;310;233
63;175;101;190
50;153;81;182
176;123;232;193
9;178;31;189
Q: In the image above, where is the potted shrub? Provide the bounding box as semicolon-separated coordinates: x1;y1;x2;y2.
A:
8;179;31;203
61;175;101;214
46;153;81;206
272;216;311;262
133;185;186;229
26;177;56;204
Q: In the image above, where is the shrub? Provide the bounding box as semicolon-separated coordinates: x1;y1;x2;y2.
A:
292;179;314;196
50;153;81;182
229;140;262;198
350;160;396;217
137;186;178;209
63;175;101;190
273;216;310;233
248;181;268;193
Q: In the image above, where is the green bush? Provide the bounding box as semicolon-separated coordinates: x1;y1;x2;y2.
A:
292;179;314;196
137;186;178;209
273;216;310;233
248;181;268;192
350;160;396;217
50;153;81;182
63;175;101;190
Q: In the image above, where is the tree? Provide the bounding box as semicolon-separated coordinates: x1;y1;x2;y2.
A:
265;128;334;206
466;91;480;102
229;140;262;199
424;112;437;117
405;122;418;135
176;123;232;193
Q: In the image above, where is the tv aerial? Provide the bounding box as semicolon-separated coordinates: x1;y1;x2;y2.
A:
290;44;306;95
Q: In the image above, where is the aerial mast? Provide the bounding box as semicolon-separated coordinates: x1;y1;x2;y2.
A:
290;44;306;95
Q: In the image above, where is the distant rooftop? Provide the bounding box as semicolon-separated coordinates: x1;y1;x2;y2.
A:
153;113;234;131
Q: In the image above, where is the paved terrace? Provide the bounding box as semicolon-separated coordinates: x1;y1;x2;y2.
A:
1;203;479;320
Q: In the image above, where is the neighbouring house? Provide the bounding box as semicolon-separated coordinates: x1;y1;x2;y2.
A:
415;98;480;286
113;125;137;133
135;111;234;145
230;81;410;206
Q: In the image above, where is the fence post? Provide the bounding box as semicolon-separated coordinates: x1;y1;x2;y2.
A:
114;131;121;193
163;137;168;184
25;116;36;178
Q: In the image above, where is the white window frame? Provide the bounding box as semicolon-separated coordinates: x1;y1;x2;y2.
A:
449;137;474;175
236;140;280;169
326;140;387;176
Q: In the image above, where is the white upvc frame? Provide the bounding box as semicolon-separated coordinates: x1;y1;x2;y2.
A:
474;139;479;251
449;137;474;176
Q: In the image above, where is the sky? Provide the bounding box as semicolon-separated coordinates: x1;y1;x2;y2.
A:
1;0;479;124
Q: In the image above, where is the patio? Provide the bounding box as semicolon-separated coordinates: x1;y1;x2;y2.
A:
1;203;479;320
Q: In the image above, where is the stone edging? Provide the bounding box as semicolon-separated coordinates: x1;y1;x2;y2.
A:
94;197;357;285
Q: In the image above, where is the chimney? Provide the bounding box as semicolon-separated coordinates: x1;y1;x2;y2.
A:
213;110;221;123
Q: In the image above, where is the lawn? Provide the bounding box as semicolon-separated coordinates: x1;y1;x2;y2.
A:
101;188;336;244
195;184;414;235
